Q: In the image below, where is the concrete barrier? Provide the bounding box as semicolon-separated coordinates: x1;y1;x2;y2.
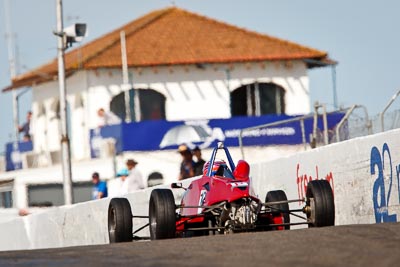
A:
0;181;192;251
0;198;110;251
251;128;400;225
0;129;399;251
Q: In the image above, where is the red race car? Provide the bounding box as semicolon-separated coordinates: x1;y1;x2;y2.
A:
108;143;334;242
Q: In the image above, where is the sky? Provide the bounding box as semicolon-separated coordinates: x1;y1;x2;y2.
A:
1;0;400;153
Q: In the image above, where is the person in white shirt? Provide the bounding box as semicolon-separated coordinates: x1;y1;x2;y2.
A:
97;108;121;127
115;163;145;196
126;159;145;191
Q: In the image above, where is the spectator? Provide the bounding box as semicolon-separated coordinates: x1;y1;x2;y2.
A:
193;146;206;176
126;159;145;190
22;134;31;142
116;168;130;195
178;144;195;180
97;108;121;127
92;172;108;199
18;111;32;141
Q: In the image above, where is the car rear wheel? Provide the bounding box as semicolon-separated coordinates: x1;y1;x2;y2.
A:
265;190;290;230
108;198;133;243
149;189;176;240
306;180;335;227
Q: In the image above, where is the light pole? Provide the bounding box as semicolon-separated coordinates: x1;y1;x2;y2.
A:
55;0;73;205
331;65;338;109
4;0;21;168
54;1;87;205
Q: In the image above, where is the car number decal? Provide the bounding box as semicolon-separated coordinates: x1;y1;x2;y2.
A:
198;190;207;214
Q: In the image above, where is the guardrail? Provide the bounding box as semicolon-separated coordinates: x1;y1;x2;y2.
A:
238;105;371;159
335;104;371;142
238;102;337;159
238;112;329;159
380;89;400;132
238;115;308;159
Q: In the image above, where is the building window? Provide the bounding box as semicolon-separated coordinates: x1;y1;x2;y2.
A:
230;82;285;117
110;88;166;122
0;191;12;208
27;182;93;207
0;180;13;208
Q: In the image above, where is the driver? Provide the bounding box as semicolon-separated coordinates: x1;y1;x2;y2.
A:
203;160;227;177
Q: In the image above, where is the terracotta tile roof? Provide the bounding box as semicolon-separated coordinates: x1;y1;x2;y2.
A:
4;7;334;91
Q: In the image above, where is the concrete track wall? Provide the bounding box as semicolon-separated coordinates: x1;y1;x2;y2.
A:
251;128;400;225
0;129;399;251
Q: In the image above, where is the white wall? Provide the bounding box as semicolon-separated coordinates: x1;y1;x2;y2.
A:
0;129;399;251
31;71;91;159
86;61;309;124
30;61;310;162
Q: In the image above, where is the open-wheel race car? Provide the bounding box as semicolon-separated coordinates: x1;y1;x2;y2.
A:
107;143;335;243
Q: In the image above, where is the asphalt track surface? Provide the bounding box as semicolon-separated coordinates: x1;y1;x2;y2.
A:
1;222;400;267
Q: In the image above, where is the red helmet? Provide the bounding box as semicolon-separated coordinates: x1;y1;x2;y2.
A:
203;160;226;176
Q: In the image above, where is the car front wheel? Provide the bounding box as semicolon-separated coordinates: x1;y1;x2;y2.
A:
149;189;176;240
306;180;335;227
108;198;133;243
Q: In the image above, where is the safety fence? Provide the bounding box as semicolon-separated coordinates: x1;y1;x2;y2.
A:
239;89;400;157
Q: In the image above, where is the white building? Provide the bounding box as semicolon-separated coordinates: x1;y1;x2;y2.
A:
1;7;335;208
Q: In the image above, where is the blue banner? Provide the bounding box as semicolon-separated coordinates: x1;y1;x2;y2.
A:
5;141;33;171
89;113;345;157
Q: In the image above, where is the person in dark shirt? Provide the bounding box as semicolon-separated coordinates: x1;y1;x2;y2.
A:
18;111;32;141
193;146;206;176
178;145;195;180
92;172;108;199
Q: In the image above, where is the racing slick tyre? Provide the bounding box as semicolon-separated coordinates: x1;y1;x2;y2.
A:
149;189;176;240
265;190;290;230
306;180;335;227
108;198;133;243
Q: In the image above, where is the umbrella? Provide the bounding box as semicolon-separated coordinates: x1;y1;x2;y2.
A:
159;125;211;148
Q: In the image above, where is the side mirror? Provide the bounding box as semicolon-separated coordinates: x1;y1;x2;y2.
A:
171;182;186;190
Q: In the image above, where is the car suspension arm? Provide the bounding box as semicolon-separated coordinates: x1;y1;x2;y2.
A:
132;223;150;235
262;207;308;221
263;198;304;206
186;226;225;231
132;215;149;218
176;202;226;214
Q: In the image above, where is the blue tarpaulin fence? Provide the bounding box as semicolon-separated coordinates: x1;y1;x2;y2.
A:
4;114;346;170
89;113;345;157
5;141;33;171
